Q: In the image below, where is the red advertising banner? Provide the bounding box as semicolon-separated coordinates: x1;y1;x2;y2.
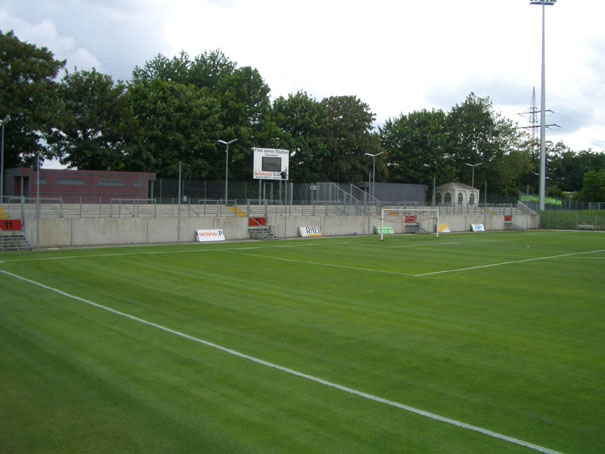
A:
0;219;22;231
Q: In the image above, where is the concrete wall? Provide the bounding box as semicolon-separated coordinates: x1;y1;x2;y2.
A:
22;212;540;249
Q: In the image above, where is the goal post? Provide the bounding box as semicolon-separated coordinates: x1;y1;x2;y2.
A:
380;207;440;240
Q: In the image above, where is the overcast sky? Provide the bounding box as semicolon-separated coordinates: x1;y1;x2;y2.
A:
1;0;604;153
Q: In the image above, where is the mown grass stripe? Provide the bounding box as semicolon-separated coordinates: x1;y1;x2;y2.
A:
0;268;563;454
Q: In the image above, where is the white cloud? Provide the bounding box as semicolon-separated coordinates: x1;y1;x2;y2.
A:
0;13;102;74
2;0;605;151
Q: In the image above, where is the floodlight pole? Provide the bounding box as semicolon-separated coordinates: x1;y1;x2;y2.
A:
531;0;556;211
465;162;482;188
365;152;383;199
218;139;237;204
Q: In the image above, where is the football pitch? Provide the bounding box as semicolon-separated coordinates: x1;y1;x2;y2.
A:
1;231;604;453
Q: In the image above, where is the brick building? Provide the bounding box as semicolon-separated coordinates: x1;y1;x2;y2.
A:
5;168;156;203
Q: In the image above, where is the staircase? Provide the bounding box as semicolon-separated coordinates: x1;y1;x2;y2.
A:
405;223;428;234
505;222;524;231
249;226;279;241
0;232;32;251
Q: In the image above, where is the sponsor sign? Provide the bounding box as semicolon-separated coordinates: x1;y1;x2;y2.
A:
195;229;225;242
374;226;394;235
299;226;322;238
520;194;562;206
438;224;451;233
471;224;485;232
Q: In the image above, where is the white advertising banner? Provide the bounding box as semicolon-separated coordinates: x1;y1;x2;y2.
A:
299;226;322;238
471;224;485;232
195;229;226;242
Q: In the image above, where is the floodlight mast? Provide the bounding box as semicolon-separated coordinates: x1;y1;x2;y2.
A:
365;152;384;198
530;0;556;211
218;139;237;204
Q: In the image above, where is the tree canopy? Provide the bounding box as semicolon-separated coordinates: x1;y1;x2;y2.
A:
0;30;65;167
2;30;604;201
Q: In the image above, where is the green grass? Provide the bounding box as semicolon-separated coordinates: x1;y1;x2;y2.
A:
1;231;604;453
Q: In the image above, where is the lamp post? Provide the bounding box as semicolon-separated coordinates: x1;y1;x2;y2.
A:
465;162;482;188
0;116;9;201
364;151;383;199
531;0;556;211
423;163;436;206
218;139;237;204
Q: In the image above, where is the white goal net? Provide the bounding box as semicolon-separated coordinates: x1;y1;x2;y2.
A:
379;208;440;240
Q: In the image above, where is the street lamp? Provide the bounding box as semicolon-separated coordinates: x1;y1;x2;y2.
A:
465;162;482;188
0;115;9;201
531;0;556;211
364;151;383;199
423;163;436;206
218;139;237;203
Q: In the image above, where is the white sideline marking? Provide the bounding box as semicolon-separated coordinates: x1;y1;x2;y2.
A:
0;269;562;454
414;249;605;277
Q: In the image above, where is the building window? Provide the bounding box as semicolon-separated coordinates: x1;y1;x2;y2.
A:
469;193;475;205
458;193;464;205
444;192;452;204
99;179;124;186
436;193;442;205
57;178;85;185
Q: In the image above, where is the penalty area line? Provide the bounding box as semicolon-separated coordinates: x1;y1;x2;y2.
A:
0;269;563;454
414;249;605;277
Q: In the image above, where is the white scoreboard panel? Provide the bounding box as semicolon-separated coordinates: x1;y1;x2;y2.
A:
253;148;289;180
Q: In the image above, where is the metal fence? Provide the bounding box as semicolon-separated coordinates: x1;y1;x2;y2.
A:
540;210;605;231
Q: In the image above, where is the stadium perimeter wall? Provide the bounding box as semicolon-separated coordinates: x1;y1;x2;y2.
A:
20;212;540;249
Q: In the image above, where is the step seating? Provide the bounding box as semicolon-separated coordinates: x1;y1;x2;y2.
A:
248;226;279;241
0;232;32;251
226;206;247;217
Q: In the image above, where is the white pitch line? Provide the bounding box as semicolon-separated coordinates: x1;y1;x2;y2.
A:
0;268;562;454
414;249;605;277
225;251;410;277
0;241;358;263
386;239;503;249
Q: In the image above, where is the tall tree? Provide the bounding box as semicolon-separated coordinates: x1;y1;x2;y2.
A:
577;170;605;201
380;108;453;185
447;93;501;186
51;69;136;170
0;30;65;167
271;91;329;182
131;50;275;180
127;79;222;179
321;96;383;182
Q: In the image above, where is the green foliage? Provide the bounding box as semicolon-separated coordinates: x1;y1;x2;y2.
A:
272;91;330;182
0;30;65;166
51;69;136;170
127;79;221;179
380;109;452;184
2;30;605;195
577;169;605;201
130;50;274;179
322;95;383;182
